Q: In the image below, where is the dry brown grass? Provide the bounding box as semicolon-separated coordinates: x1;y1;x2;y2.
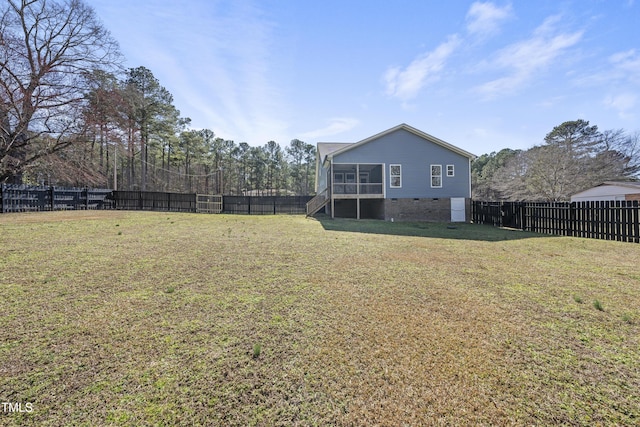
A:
0;211;639;426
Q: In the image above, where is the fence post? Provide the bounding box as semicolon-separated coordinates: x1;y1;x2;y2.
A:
634;200;639;243
568;202;575;237
0;183;4;213
49;186;55;211
248;196;251;215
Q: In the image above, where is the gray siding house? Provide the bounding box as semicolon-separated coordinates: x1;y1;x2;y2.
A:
307;123;476;222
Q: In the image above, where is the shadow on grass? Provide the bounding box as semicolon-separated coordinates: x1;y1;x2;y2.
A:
312;214;551;242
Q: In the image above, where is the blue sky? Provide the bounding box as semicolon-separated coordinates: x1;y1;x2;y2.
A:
89;0;639;156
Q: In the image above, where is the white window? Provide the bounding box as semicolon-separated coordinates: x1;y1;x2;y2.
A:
447;165;455;177
431;164;442;188
390;164;401;188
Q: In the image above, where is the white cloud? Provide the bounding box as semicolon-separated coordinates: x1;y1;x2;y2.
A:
610;49;637;64
536;95;567;108
476;16;583;99
300;118;360;140
609;49;640;84
466;2;513;38
604;93;637;118
193;2;290;143
384;35;461;101
572;49;640;88
94;0;290;145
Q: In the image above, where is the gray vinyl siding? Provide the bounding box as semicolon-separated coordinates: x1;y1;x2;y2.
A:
332;128;471;198
316;163;329;193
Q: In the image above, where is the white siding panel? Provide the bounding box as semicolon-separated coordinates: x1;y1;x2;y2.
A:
571;185;640;202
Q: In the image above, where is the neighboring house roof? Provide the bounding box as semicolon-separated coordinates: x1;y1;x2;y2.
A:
318;123;476;164
571;181;640;200
600;181;640;190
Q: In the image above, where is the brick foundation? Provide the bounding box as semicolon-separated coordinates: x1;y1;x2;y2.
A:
329;197;471;222
383;198;457;222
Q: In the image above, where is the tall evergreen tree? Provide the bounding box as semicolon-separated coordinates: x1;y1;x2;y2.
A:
286;139;315;195
126;66;181;190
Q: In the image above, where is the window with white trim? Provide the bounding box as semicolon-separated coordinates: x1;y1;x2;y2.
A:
447;164;455;177
390;164;401;188
431;164;442;188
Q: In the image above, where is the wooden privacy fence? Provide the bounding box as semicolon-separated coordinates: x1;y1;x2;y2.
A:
472;200;640;243
0;184;113;213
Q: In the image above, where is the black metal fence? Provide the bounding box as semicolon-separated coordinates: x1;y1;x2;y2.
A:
472;200;640;243
1;186;315;216
111;191;197;212
222;196;313;215
0;184;113;213
110;193;312;214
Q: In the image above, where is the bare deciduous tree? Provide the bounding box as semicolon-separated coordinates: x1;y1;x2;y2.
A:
0;0;121;183
475;120;640;201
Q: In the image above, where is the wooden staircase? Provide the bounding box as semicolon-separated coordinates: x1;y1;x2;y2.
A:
306;189;329;216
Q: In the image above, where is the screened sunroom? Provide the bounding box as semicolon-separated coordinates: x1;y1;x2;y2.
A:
331;163;384;198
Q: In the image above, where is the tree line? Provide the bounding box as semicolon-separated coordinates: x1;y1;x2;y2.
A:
78;66;316;195
1;0;315;195
472;119;640;201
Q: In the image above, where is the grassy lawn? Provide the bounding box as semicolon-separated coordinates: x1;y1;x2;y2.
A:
1;211;639;426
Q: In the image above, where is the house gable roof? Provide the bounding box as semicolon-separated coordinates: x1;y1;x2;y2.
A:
322;123;476;163
317;143;353;163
